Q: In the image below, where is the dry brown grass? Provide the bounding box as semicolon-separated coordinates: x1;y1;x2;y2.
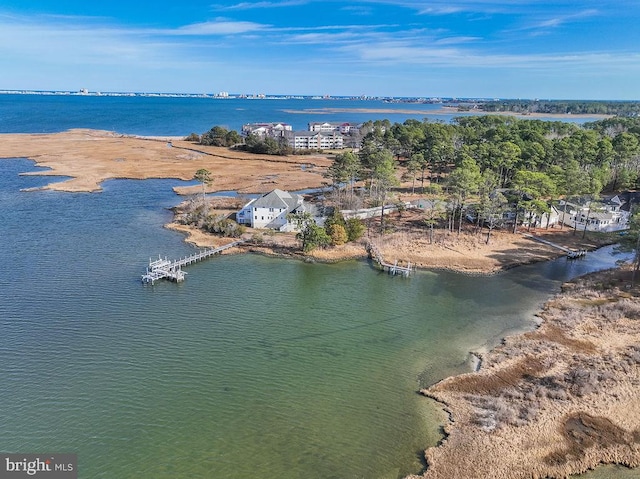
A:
545;412;638;466
529;324;597;354
434;356;548;395
412;266;640;479
0;129;332;193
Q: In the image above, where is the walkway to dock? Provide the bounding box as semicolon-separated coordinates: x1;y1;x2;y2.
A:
366;242;414;277
523;234;586;259
142;240;244;284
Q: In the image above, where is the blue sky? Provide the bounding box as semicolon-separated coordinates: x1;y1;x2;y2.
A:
1;1;639;99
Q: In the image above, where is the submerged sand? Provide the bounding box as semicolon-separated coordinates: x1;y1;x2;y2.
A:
409;266;640;479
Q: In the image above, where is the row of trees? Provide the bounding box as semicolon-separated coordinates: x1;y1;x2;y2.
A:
195;126;242;147
327;115;640;198
324;116;640;239
189;126;295;155
477;100;640;117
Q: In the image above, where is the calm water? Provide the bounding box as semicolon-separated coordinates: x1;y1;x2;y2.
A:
0;95;445;135
0;94;599;136
0;96;632;478
0;158;630;478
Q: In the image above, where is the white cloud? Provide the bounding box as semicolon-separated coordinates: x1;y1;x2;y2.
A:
417;6;464;15
174;20;267;35
339;38;640;72
434;36;482;45
359;0;532;15
1;5;638;98
519;8;599;33
211;1;311;10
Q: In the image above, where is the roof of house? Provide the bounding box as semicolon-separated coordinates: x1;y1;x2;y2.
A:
251;189;303;210
602;194;623;206
293;131;344;138
579;211;617;220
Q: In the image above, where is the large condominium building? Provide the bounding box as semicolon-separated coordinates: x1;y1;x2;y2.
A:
290;131;344;150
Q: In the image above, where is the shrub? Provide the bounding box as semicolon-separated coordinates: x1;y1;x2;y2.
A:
329;224;348;245
251;233;264;244
345;218;366;242
565;367;599;397
203;215;245;237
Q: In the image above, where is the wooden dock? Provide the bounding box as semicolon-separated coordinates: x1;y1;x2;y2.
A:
366;243;414;277
523;234;586;260
141;240;244;284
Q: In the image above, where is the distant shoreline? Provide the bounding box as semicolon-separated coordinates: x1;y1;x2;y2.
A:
281;106;614;119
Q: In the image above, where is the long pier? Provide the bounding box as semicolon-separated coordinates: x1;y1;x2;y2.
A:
142;240;244;284
366;242;414;277
522;234;587;259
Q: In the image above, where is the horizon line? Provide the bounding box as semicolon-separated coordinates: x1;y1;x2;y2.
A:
1;89;638;103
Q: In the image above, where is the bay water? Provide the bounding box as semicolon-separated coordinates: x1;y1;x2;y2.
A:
0;94;599;136
0;96;631;478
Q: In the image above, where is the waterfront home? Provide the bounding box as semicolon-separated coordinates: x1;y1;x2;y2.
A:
241;122;292;138
237;189;319;231
559;196;629;232
342;202;415;220
289;131;345;150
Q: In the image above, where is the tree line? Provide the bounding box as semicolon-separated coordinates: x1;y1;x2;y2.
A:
474;100;640;117
188;126;293;155
325;116;640;238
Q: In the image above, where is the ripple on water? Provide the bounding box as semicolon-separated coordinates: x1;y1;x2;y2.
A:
0;163;631;478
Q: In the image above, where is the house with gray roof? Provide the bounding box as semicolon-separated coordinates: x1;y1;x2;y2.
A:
236;189;309;231
559;196;629;232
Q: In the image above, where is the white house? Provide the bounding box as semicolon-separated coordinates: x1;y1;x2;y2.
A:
289;131;344;150
241;122;292;138
236;189;307;230
558;196;629;232
308;122;338;132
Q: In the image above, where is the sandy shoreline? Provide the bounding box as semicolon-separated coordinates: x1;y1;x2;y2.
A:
168;197;616;276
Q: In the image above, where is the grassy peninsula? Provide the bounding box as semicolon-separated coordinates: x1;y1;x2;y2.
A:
409;266;640;479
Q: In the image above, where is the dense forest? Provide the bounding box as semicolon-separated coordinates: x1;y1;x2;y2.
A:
324;116;640;234
472;100;640;117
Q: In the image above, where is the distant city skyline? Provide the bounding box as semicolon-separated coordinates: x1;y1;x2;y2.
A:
1;1;639;100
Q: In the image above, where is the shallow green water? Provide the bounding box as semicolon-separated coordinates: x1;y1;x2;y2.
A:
0;159;633;478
